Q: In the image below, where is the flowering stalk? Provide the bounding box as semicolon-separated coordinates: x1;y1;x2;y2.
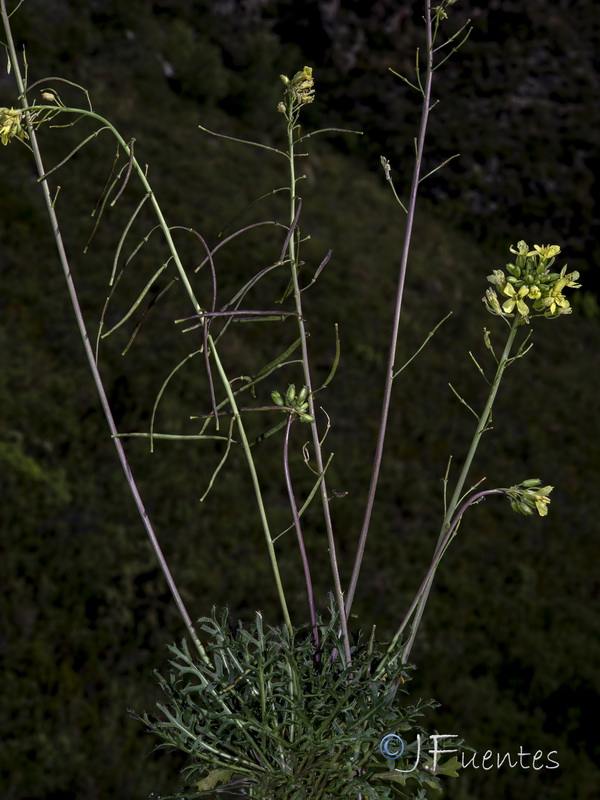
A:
484;241;580;322
0;2;215;659
400;315;520;661
399;241;579;662
380;479;553;671
1;3;295;639
278;67;351;661
381;489;504;668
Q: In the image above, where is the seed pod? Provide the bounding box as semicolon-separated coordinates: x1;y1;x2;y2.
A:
285;384;296;405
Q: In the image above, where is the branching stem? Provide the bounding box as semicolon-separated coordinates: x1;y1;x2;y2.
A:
401;315;521;661
0;0;210;662
379;488;504;674
2;0;293;639
346;1;436;617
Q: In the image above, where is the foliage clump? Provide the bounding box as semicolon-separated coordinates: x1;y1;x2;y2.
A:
133;606;448;799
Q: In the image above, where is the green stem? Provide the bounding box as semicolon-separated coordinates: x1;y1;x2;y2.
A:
3;37;292;631
401;315;521;661
211;346;293;634
285;99;351;660
0;2;210;661
378;489;503;676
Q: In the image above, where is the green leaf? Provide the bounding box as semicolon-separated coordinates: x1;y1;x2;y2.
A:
196;768;233;791
435;754;462;778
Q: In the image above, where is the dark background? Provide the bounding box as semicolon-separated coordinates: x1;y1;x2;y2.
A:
1;1;599;799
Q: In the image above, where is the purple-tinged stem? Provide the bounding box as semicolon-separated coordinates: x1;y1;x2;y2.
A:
382;489;505;669
283;416;319;652
346;1;435;618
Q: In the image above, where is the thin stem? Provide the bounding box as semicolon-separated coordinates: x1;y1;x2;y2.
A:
401;315;521;661
0;0;209;665
283;416;318;650
3;5;293;636
285;96;351;661
210;345;293;634
346;1;435;617
380;489;504;671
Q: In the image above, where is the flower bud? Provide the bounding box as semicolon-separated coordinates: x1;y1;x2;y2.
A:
285;384;296;405
297;386;308;404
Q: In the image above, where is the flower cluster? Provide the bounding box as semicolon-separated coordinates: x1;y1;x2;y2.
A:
434;0;459;22
278;66;315;116
483;242;581;322
0;107;28;146
505;479;553;517
271;384;314;423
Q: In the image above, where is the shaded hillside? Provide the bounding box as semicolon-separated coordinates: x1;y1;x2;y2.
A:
3;0;599;297
1;2;599;799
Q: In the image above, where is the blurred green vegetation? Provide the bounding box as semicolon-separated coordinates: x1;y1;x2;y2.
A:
1;2;599;799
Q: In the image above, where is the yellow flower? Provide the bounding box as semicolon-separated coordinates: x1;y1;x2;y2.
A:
292;66;313;90
290;66;315;105
502;283;530;316
554;266;581;293
528;285;542;300
541;286;570;315
487;269;505;287
0;107;28;145
533;244;561;259
508;482;553;517
532;486;553;516
483;288;504;316
509;241;532;257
